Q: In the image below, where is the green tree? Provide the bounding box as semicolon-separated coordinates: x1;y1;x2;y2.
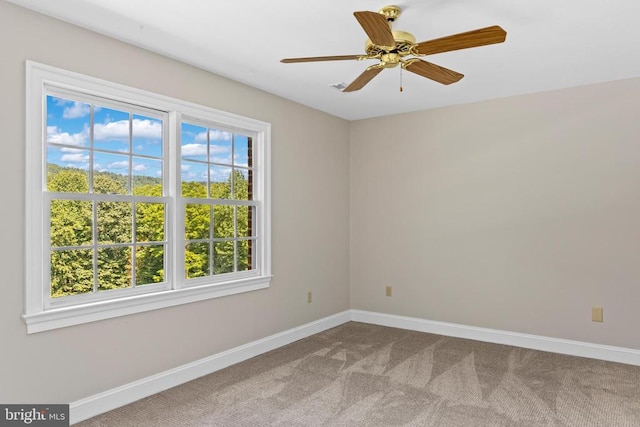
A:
48;169;93;297
182;181;210;278
48;166;251;295
212;170;251;274
134;183;165;284
94;174;132;291
48;170;138;296
234;170;252;271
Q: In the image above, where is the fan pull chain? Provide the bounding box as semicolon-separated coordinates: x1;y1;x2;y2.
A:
400;67;404;92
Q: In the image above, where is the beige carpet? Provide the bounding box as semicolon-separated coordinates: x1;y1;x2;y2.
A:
76;322;640;426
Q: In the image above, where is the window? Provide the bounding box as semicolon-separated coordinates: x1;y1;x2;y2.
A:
24;62;271;333
45;91;169;303
180;122;256;281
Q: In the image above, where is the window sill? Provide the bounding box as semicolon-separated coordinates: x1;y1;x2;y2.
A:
22;275;272;334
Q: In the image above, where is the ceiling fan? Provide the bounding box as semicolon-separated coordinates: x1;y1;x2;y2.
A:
281;5;507;92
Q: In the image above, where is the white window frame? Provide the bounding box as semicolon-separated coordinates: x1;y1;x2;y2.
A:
24;61;271;333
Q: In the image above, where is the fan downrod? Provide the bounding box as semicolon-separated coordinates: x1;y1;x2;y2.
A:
379;5;401;22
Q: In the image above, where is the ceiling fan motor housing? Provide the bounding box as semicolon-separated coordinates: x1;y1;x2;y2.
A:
365;29;416;64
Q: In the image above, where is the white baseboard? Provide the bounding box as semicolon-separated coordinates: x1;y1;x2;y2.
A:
70;310;351;425
351;310;640;367
71;309;640;424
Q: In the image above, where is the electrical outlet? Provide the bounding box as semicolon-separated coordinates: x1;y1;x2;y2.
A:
592;307;603;322
385;286;393;297
307;291;312;304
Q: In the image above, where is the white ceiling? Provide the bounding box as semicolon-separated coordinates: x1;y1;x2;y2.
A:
8;0;640;120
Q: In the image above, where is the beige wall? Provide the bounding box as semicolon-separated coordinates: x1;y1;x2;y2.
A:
2;0;640;408
0;1;350;403
350;77;640;350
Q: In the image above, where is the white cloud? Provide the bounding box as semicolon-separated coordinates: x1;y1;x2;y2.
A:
210;155;233;164
107;160;129;170
194;130;231;143
94;117;161;141
132;163;148;172
94;120;129;141
209;146;232;164
182;142;233;164
210;130;232;141
49;118;161;149
63;102;90;119
60;153;89;163
132;119;162;139
60;147;83;153
195;131;208;143
47;125;87;146
210;145;229;154
181;164;191;171
105;161;154;174
54;98;71;107
181;143;207;157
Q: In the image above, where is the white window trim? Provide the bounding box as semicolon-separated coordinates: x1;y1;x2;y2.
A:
24;61;271;333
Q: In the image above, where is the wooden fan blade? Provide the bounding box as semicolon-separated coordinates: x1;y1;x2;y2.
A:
354;11;395;48
403;59;464;85
281;55;363;63
414;26;507;56
343;66;384;92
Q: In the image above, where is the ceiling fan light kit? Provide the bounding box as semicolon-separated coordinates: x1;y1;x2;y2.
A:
281;5;507;92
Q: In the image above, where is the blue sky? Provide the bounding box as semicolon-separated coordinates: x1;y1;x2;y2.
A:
46;95;163;178
47;95;251;185
180;123;250;184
